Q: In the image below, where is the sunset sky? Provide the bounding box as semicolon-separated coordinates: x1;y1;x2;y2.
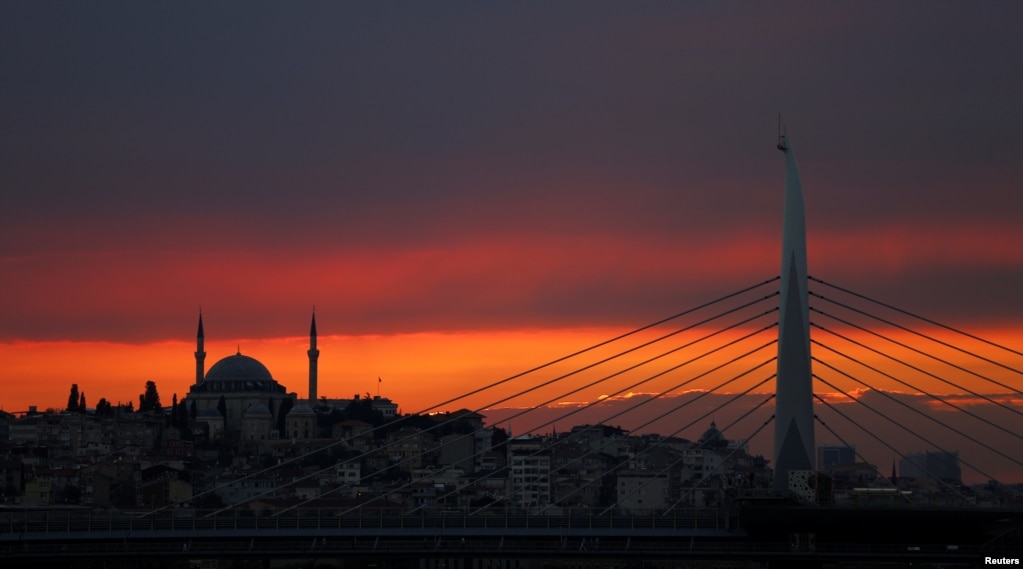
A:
2;2;1022;473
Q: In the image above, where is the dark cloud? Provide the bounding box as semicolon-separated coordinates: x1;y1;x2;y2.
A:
2;2;1022;341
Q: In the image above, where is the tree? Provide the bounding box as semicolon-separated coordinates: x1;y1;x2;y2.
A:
79;392;86;412
217;395;227;420
94;398;112;416
178;397;190;426
139;380;162;413
67;384;80;413
172;394;189;427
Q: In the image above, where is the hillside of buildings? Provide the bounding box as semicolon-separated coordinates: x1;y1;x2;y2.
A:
1;386;1015;514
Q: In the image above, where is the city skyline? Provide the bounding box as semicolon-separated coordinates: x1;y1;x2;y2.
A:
2;3;1022;476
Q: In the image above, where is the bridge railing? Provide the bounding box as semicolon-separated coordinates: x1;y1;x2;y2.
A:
0;507;728;534
0;535;987;560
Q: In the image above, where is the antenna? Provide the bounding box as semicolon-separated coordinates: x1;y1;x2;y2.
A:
776;113;788;152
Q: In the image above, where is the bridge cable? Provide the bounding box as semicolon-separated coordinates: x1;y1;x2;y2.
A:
809;276;1023;362
180;283;779;516
812;354;1023;466
453;350;780;516
594;392;775;515
523;368;769;515
812;394;972;504
809;322;1023;420
507;368;775;517
278;319;779;516
492;362;779;516
813;413;911;504
395;342;778;517
662;412;775;516
263;307;777;515
810;293;1023;395
224;295;780;517
814;374;1004;496
410;277;781;416
810;339;1023;442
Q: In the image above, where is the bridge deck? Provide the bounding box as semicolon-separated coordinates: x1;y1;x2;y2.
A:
1;506;1018;566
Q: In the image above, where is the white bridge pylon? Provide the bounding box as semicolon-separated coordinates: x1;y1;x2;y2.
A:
774;130;816;490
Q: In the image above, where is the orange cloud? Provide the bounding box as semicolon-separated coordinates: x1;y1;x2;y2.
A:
2;228;782;342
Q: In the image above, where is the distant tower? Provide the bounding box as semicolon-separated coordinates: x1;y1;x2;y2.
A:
195;312;206;385
774;129;816;490
308;312;319;402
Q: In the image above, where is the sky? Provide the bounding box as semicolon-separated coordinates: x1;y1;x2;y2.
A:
2;2;1022;477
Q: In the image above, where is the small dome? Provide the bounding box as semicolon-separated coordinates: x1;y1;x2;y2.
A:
205;354;274;385
289;403;316;416
197;407;223;419
244;403;272;416
698;421;726;446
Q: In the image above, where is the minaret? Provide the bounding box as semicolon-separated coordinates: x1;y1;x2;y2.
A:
308;312;319;402
195;312;206;385
774;129;816;491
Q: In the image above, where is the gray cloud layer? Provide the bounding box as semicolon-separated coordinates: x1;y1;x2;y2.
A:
2;2;1022;341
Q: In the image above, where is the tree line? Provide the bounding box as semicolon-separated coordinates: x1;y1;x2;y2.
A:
63;380;166;416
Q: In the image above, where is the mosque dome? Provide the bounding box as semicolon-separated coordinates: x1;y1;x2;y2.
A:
289;403;316;416
698;421;727;446
205;353;273;384
195;353;286;394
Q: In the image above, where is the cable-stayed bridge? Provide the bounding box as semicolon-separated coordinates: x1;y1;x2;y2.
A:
3;138;1022;567
4;275;1021;567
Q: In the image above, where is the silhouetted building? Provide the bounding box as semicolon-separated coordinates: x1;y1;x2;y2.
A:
617;470;669;514
698;420;728;448
184;313;323;434
285;403;317;440
899;451;961;482
508;436;551;513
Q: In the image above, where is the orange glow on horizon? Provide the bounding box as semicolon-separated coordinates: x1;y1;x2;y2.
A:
2;328;662;415
2;325;1020;419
